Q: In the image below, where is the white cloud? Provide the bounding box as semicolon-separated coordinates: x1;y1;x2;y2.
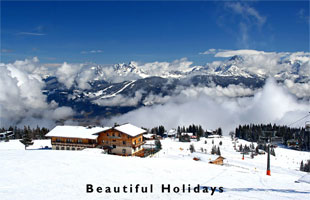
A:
214;49;271;57
55;62;82;89
81;50;103;54
55;62;96;89
17;32;46;36
221;2;267;48
298;8;310;24
51;107;75;120
225;2;266;27
1;49;13;53
283;80;310;99
199;48;217;55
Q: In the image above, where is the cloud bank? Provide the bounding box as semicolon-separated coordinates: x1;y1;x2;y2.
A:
0;58;74;128
104;79;310;134
0;50;309;131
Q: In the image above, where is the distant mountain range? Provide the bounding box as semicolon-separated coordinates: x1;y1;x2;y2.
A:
42;55;309;121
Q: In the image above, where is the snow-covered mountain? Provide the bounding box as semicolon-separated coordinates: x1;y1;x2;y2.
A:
89;54;309;83
41;54;309;121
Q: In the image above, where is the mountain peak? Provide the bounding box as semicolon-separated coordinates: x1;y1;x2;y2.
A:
229;55;244;62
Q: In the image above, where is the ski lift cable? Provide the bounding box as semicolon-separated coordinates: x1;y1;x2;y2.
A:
288;112;310;126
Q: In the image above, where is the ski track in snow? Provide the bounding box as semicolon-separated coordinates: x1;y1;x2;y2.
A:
100;80;136;99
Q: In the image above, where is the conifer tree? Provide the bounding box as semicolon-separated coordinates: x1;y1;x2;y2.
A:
303;160;310;172
239;144;243;152
218;127;222;137
211;145;217;154
189;144;195;153
20;131;33;150
155;140;162;150
251;152;254;159
217;146;221;156
300;160;304;171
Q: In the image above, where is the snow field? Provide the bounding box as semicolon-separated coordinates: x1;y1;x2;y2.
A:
0;137;309;200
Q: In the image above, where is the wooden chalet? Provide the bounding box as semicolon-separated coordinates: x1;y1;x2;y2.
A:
95;123;146;156
209;156;225;165
45;123;146;156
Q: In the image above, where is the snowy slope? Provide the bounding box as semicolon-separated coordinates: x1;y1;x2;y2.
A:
0;137;309;200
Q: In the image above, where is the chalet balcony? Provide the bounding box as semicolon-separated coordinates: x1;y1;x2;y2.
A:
51;141;96;148
132;141;146;148
108;136;121;139
100;141;146;148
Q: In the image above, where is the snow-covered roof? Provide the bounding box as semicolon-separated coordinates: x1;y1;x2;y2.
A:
0;131;13;136
114;123;146;137
181;132;193;136
45;126;110;140
143;133;155;138
167;129;177;135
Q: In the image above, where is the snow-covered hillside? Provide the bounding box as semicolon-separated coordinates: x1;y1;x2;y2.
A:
0;137;309;200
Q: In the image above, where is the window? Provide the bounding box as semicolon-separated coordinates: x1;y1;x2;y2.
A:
56;146;59;150
138;138;141;142
133;140;136;145
56;138;61;142
77;148;80;150
61;147;65;150
112;133;115;137
123;141;126;145
122;149;126;154
118;133;121;137
78;139;83;143
107;133;109;136
112;140;116;142
72;148;75;151
66;139;72;143
66;147;70;150
112;145;116;148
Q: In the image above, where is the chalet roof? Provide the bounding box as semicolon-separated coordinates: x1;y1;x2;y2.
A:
114;123;146;137
45;126;110;140
215;156;225;160
143;133;155;138
167;129;177;136
181;132;194;136
209;156;225;164
0;131;13;136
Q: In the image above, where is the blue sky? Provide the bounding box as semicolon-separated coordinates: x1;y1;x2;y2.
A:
1;1;309;64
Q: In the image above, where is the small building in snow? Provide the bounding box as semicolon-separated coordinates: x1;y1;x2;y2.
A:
166;129;177;138
143;133;156;140
209;156;225;165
